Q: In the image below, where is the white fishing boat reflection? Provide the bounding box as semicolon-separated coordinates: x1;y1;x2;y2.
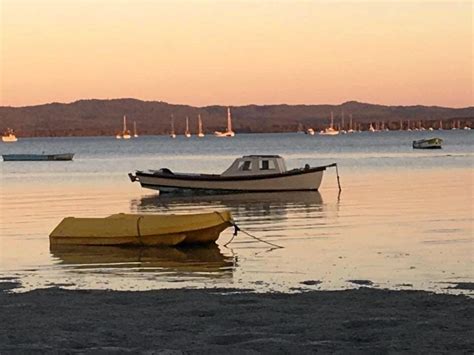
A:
50;244;235;278
131;191;325;227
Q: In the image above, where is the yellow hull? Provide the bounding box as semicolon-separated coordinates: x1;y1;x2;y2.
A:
49;211;232;247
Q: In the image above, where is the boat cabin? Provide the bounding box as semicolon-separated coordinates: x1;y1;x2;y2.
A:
221;155;288;177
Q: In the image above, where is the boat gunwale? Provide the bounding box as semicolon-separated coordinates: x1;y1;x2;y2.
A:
49;212;232;240
135;165;327;182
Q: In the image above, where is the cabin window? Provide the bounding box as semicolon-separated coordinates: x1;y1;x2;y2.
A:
239;161;252;171
259;160;275;170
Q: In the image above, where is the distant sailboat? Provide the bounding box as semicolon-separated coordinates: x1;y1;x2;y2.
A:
320;112;339;135
185;117;191;138
170;115;176;138
2;128;18;143
116;115;131;139
297;123;305;134
133;121;138;138
306;128;315;135
214;107;235;137
340;111;347;134
347;114;355;133
197;114;205;138
368;123;376;132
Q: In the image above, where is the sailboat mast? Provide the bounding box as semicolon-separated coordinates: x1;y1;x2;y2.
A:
350;114;353;130
341;111;344;130
330;111;334;129
227;107;232;132
198;114;203;133
123;115;127;131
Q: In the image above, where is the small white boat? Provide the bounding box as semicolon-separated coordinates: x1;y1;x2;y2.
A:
2;128;17;143
185;117;191;138
3;153;74;161
116;115;131;139
129;155;337;194
133;121;139;138
214;107;235;137
320;112;339;136
197;114;205;138
306;128;315;135
170;115;177;138
412;138;443;149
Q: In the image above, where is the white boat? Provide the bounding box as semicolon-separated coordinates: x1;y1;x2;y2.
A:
170;115;177;138
116;115;131;139
214;107;235;137
2;128;17;142
306;128;315;135
347;114;355;133
3;153;74;161
129;155;337;194
297;123;305;134
185;117;191;138
133;121;139;138
412;138;443;149
197;114;205;137
320;112;339;135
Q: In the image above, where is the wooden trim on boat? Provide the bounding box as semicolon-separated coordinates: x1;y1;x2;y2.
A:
134;164;330;182
140;183;320;193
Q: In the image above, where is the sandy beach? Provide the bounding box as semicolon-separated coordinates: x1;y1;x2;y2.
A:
1;281;472;353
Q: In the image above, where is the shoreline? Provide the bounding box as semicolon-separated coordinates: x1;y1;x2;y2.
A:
1;282;472;353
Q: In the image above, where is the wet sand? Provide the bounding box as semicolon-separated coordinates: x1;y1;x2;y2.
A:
1;282;473;353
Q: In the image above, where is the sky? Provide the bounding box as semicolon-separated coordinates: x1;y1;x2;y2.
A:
0;0;472;108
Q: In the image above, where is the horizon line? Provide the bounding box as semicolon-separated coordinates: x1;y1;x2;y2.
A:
1;97;473;110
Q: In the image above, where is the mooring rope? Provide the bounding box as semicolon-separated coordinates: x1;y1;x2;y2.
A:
325;163;342;192
214;211;284;249
335;163;342;192
136;215;145;246
227;223;284;249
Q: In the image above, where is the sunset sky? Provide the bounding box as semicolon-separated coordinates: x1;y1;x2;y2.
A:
0;0;472;108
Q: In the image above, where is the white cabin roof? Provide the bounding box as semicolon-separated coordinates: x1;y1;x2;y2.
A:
221;155;287;177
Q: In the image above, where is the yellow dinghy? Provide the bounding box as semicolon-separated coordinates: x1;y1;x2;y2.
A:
49;211;233;247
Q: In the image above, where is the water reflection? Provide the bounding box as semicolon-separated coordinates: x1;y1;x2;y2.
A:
50;245;235;279
131;191;325;224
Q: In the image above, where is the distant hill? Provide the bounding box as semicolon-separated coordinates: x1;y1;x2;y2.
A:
0;99;472;137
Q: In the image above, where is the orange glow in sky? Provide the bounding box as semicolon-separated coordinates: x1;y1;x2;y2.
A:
0;0;472;107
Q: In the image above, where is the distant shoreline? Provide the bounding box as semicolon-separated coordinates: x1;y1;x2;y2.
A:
1;282;472;352
1;98;472;138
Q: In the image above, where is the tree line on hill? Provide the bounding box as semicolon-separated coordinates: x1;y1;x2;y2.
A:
0;99;472;137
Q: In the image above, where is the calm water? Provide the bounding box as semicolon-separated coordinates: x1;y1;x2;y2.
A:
1;131;472;293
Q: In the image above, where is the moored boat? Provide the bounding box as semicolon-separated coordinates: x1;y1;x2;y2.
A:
214;107;235;137
2;153;74;161
319;112;339;135
412;138;443;149
2;128;17;142
116;115;131;139
49;211;233;247
129;155;337;194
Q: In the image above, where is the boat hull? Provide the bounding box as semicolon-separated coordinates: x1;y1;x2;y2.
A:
131;167;326;193
2;153;74;161
49;211;233;247
412;138;443;149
